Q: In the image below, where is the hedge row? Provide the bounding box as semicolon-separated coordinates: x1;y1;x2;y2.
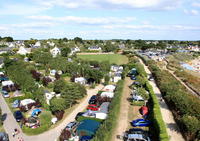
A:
92;80;124;141
139;55;200;141
146;82;169;141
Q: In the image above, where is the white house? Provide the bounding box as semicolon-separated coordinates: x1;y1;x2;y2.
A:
17;46;31;55
70;47;80;55
47;41;55;47
2;80;14;87
102;85;116;92
34;41;41;47
8;42;15;48
113;73;122;83
88;46;102;51
74;77;87;85
50;47;61;57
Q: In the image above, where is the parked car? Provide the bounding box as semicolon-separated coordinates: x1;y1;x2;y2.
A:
148;75;154;81
1;90;9;98
0;132;9;141
131;119;151;127
75;112;84;120
87;104;100;111
131;75;137;80
65;121;79;130
132;95;144;101
123;133;151;141
88;95;97;104
12;100;20;108
127;128;146;134
13;110;23;122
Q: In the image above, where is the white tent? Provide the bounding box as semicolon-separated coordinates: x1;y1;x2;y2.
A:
20;99;35;106
95;113;107;119
2;80;14;86
102;85;116;92
100;92;114;98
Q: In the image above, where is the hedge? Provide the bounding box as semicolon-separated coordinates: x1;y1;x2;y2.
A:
146;82;169;141
92;80;124;141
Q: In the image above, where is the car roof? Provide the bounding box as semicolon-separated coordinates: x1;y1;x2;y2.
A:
66;121;76;127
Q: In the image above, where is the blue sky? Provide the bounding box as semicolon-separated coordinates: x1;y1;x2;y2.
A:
0;0;200;40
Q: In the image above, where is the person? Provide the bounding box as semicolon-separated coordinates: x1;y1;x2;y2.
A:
14;128;20;135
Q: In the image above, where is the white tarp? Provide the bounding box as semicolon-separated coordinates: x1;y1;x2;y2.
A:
2;80;14;86
102;85;116;92
20;99;35;106
95;113;107;119
100;92;114;98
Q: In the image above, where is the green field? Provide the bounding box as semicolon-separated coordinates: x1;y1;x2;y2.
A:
77;54;128;65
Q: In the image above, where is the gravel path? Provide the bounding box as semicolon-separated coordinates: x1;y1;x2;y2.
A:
111;77;133;141
0;85;103;141
139;58;185;141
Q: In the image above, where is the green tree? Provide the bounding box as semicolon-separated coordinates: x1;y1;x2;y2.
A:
50;97;67;112
54;79;66;93
74;37;83;44
61;47;71;57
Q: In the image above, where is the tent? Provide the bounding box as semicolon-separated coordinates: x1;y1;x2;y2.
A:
76;120;100;138
102;85;116;92
31;109;42;117
100;92;114;98
20;99;35;106
2;80;14;86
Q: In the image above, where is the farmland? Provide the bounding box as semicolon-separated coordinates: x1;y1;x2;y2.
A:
77;54;128;65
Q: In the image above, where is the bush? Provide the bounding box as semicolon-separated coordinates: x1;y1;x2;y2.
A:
77;116;103;123
53;110;64;120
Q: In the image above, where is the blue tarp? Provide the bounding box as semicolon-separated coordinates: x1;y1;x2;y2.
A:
76;120;100;137
31;109;42;117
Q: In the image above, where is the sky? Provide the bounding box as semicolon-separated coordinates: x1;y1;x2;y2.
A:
0;0;200;40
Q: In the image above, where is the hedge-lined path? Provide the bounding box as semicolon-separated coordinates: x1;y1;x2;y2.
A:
139;58;185;141
0;85;104;141
111;77;133;141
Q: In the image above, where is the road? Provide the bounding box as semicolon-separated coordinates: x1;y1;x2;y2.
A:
111;77;133;141
139;58;185;141
0;85;103;141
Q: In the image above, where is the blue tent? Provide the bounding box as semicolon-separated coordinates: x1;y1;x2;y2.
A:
31;109;42;117
76;120;100;138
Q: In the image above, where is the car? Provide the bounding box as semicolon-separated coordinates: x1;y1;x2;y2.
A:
0;132;9;141
75;112;84;120
131;119;151;127
13;110;23;122
131;75;137;80
87;104;100;111
148;76;154;81
127;128;146;134
12;100;20;108
124;133;151;141
65;121;78;130
1;90;10;98
132;95;144;101
88;95;97;104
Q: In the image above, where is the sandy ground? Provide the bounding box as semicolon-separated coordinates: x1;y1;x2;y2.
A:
0;85;103;141
111;77;133;141
139;58;185;141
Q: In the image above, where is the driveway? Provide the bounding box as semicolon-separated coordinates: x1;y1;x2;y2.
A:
0;84;103;141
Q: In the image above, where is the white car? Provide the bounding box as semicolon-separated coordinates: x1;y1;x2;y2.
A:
132;95;144;101
125;133;151;141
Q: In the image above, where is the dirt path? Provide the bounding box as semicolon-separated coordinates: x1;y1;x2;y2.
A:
139;58;185;141
0;85;103;141
111;77;133;141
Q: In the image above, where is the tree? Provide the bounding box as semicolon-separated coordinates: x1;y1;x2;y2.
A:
137;87;149;100
104;75;110;85
61;47;71;57
54;79;66;93
74;37;83;44
50;97;67;112
4;36;13;42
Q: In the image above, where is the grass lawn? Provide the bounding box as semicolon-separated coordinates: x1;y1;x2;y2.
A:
22;110;52;135
77;54;128;65
0;125;4;132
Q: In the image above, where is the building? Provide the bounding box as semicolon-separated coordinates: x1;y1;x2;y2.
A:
70;47;80;55
17;46;31;55
50;47;61;57
74;77;86;85
88;46;102;51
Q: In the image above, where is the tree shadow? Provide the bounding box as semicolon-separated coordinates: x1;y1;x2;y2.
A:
167;123;181;133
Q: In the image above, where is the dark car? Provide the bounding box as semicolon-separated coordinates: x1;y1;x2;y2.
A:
65;121;79;130
131;75;137;80
88;95;97;104
75;112;84;120
131;119;151;127
13;110;23;122
0;132;9;141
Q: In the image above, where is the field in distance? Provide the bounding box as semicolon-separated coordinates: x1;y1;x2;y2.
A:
77;54;128;65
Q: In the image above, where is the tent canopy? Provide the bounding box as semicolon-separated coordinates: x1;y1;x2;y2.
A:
76;120;100;137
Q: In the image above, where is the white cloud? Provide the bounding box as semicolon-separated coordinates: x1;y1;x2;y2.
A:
184;9;199;15
192;2;200;7
27;15;136;25
34;0;181;10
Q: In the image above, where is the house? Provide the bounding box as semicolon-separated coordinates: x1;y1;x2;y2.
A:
44;90;56;105
76;120;100;139
88;46;102;51
8;42;15;48
50;47;61;57
118;44;125;49
17;46;31;55
2;80;14;87
34;41;41;47
47;41;55;47
74;77;87;85
20;99;36;107
113;72;122;83
70;47;80;55
0;48;12;54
